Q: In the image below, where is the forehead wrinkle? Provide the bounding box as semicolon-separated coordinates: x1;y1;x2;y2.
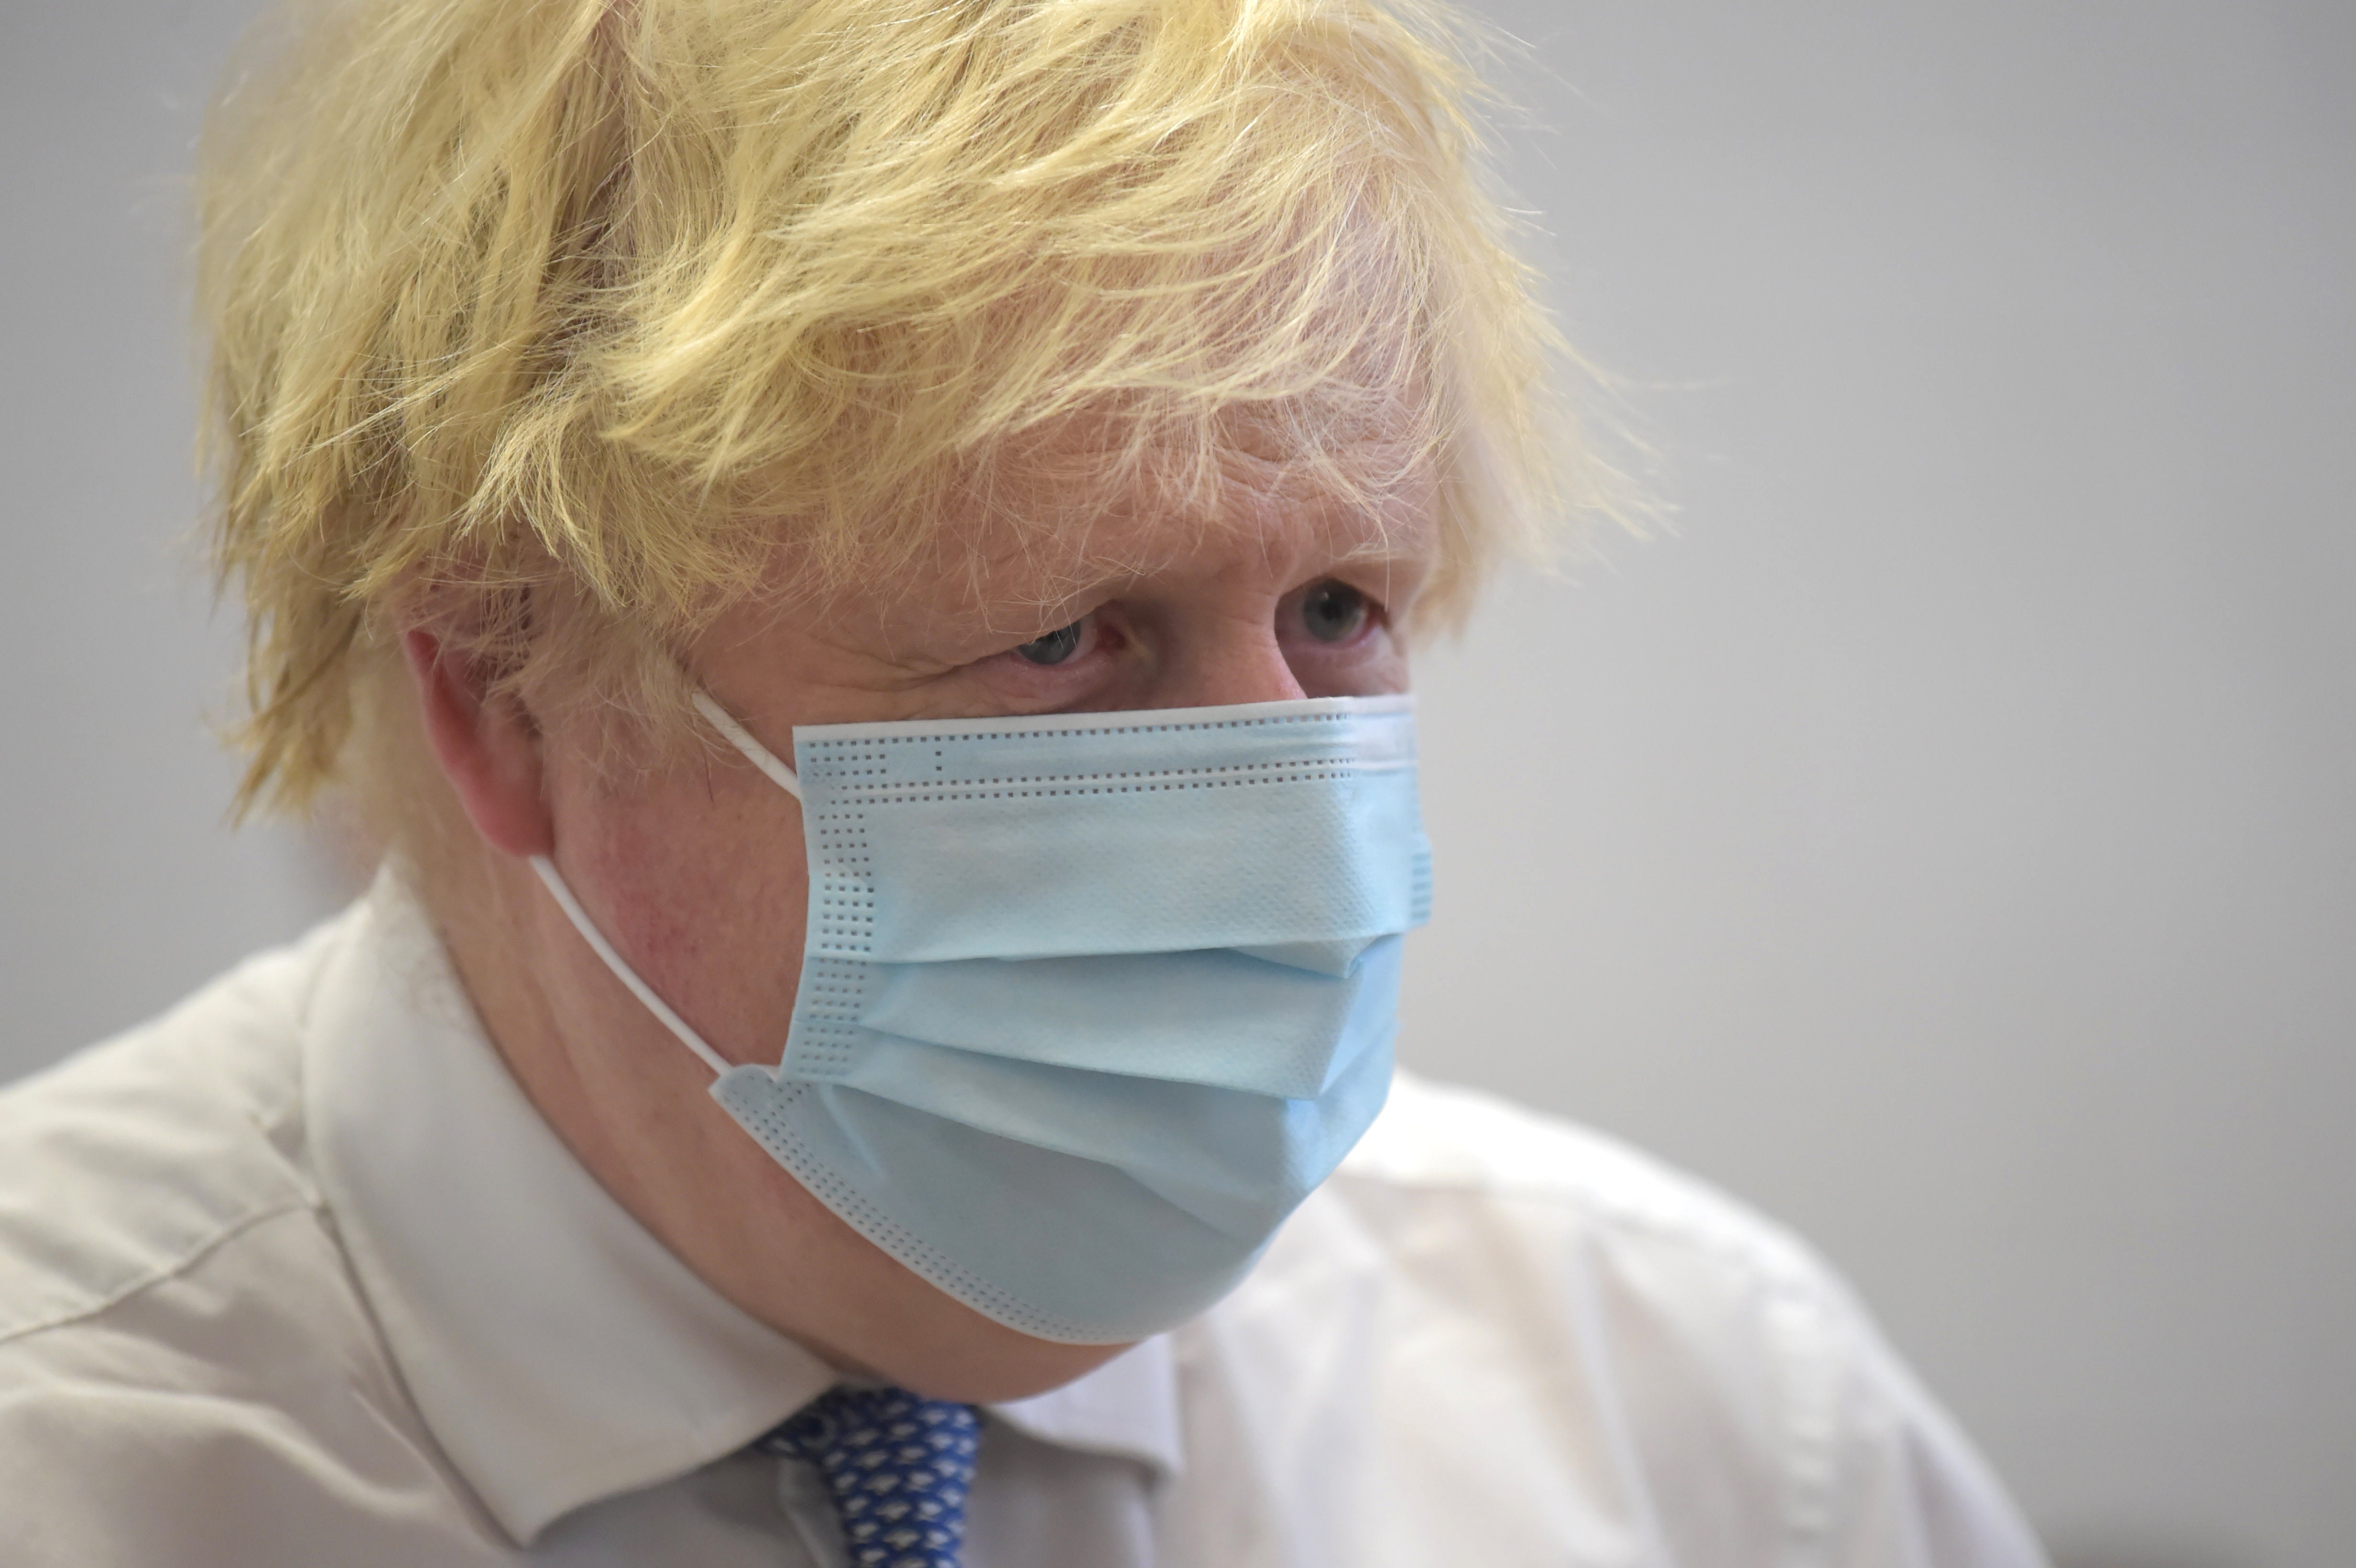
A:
761;413;1441;655
993;473;1424;628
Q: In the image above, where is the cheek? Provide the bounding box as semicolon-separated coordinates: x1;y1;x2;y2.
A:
562;758;814;1060
1280;627;1411;698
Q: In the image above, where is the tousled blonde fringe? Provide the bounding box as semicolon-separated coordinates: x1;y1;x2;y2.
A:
199;0;1574;817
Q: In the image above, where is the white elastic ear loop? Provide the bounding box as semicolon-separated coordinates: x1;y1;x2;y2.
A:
528;854;733;1078
692;691;802;800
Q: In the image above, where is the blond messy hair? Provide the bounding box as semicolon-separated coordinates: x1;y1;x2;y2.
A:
200;0;1570;817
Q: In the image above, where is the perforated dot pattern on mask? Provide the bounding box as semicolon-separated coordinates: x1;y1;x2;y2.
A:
789;955;878;1075
800;708;1412;807
822;761;1378;806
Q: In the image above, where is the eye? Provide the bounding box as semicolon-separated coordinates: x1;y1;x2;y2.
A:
1298;580;1370;644
1014;619;1087;665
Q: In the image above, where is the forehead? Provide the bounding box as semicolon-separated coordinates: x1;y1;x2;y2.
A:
915;442;1431;622
760;418;1441;640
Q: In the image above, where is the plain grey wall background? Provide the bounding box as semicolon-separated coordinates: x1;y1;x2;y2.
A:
4;3;2349;1565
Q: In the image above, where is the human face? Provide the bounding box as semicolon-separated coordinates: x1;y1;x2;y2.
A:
486;452;1436;1400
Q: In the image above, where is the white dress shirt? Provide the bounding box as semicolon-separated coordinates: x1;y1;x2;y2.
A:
0;873;2046;1566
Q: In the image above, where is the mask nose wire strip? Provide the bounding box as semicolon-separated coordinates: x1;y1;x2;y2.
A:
692;690;803;801
527;854;733;1078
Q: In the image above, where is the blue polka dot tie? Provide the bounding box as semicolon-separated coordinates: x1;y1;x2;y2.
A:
756;1386;982;1568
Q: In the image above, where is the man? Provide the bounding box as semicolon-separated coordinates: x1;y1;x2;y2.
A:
0;0;2046;1562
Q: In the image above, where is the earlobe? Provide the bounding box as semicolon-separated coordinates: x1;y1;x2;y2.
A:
399;628;556;859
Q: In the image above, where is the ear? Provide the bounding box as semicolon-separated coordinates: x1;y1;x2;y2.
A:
400;627;556;859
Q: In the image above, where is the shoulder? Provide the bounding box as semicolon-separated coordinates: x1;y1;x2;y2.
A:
1182;1070;2047;1567
1275;1066;1862;1422
1329;1068;1845;1327
0;912;494;1566
0;922;338;1344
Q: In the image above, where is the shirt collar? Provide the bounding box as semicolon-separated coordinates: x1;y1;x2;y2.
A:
990;1335;1184;1475
304;871;1180;1545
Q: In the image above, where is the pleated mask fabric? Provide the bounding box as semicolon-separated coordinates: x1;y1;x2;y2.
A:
536;694;1429;1345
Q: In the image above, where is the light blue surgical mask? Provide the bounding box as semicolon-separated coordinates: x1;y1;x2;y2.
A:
532;693;1429;1344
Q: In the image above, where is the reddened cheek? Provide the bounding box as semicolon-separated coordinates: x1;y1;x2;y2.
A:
566;759;817;1069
